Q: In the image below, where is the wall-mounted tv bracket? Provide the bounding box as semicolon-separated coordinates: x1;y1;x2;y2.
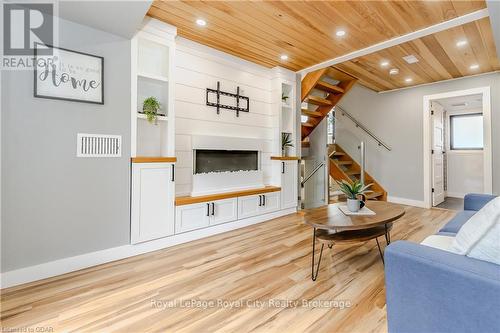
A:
206;81;249;117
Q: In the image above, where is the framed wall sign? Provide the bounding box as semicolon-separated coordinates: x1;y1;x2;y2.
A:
34;43;104;104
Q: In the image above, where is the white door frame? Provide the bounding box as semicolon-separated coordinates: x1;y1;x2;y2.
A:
423;86;492;208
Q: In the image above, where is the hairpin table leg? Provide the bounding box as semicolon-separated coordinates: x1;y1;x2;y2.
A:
376;237;385;265
311;228;324;281
384;223;391;245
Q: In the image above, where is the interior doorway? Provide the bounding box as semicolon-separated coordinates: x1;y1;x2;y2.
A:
423;87;492;209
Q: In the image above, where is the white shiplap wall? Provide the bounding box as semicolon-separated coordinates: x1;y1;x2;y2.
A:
174;38;276;195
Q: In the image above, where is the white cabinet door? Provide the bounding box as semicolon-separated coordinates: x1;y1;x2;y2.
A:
210;198;238;226
260;192;281;214
175;202;211;233
131;162;175;244
281;161;298;209
238;194;261;219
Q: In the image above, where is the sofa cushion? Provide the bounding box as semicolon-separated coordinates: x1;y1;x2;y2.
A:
467;222;500;265
439;210;476;234
452;197;500;258
421;235;455;253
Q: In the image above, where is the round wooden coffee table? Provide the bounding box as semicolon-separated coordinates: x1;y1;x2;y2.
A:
303;201;405;281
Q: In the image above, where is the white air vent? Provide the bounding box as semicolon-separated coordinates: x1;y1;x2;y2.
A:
402;55;419;64
77;133;122;157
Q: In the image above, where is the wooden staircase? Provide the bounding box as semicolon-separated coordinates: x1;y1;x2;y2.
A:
329;144;387;201
301;67;357;141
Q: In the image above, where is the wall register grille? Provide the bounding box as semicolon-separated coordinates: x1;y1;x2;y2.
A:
77;133;122;157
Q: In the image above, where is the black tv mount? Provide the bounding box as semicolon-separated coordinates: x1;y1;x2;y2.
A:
206;81;249;117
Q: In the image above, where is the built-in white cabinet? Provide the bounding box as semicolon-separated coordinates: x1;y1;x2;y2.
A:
131;162;175;244
176;198;238;233
238;192;280;219
259;191;281;214
280;160;298;209
130;19;177;245
211;198;238;226
238;195;262;219
175;202;210;233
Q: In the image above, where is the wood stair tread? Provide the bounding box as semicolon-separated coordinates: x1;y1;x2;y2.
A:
302;122;314;128
315;81;345;94
301;109;323;117
335;160;352;165
306;96;333;106
301;141;310;148
344;169;360;175
366;192;384;199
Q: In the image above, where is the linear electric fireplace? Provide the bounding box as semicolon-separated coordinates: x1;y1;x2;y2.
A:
194;149;259;174
190;135;265;196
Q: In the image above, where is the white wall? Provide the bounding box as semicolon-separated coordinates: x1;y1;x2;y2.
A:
337;72;500;202
445;107;484;198
174;38;276;196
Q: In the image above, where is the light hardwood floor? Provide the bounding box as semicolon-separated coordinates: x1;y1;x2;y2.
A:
1;206;455;333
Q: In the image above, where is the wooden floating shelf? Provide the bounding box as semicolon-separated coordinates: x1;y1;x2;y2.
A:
132;157;177;163
270;156;300;160
176;186;281;206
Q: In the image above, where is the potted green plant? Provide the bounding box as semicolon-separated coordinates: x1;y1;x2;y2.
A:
142;97;161;125
281;92;289;104
336;179;373;212
281;132;293;156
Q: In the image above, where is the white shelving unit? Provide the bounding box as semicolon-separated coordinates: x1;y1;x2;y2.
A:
131;18;176;158
130;18;177;245
269;68;299;210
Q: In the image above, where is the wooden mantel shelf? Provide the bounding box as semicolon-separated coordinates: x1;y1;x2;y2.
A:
132;157;177;163
270;156;300;161
175;186;281;206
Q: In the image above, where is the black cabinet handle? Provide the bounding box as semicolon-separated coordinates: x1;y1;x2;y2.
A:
211;202;215;216
206;203;210;216
281;162;285;174
263;195;266;206
171;164;175;182
258;195;262;206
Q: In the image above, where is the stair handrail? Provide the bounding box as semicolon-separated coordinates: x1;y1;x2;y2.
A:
301;162;325;186
335;105;392;151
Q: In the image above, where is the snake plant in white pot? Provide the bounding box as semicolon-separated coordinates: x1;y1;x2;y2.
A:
337;179;373;212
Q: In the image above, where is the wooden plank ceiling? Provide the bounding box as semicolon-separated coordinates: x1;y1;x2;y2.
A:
335;17;500;91
148;1;498;91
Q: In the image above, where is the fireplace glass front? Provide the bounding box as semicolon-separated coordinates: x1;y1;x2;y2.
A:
194;150;259;174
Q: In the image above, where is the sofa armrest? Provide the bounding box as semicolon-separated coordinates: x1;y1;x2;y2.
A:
385;241;500;333
464;193;496;211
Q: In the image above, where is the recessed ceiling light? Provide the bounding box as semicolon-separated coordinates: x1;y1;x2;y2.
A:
405;77;413;83
280;54;288;61
389;68;399;75
469;64;479;70
196;19;207;26
336;30;346;37
456;40;468;47
380;61;390;67
402;55;419;64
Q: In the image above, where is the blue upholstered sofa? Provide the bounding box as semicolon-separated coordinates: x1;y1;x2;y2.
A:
385;194;500;333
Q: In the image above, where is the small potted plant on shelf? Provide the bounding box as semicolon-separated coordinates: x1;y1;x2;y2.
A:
142;97;161;125
281;92;289;104
336;179;373;212
281;132;293;157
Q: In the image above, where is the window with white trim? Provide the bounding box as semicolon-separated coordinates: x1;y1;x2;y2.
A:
450;113;483;150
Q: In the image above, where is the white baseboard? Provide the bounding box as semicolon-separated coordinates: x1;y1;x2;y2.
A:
387;196;427;208
0;208;297;289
